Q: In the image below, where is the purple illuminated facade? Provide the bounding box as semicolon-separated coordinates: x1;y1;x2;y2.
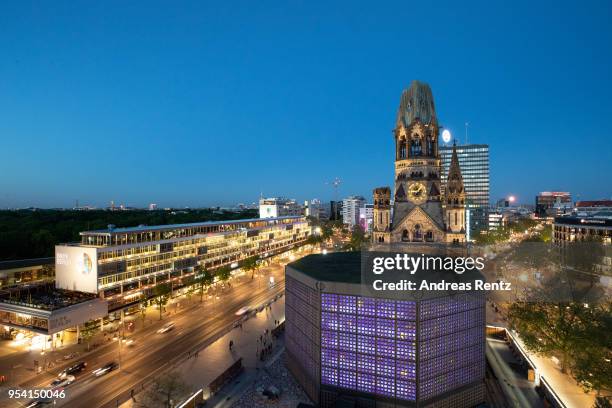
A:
286;254;486;407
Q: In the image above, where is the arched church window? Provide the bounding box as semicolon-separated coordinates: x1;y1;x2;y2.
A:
410;139;422;156
400;144;407;159
425;230;434;242
402;229;409;242
412;224;422;242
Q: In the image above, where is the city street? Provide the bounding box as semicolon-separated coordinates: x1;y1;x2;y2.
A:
0;254;304;408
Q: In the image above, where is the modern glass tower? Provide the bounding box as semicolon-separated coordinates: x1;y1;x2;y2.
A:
440;144;490;237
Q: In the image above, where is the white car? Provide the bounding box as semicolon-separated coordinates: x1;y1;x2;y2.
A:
235;306;250;316
92;362;119;377
157;322;175;333
50;374;75;389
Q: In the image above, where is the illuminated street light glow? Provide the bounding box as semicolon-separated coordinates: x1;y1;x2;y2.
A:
442;129;452;144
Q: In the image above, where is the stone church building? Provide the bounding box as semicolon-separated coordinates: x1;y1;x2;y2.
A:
372;80;466;244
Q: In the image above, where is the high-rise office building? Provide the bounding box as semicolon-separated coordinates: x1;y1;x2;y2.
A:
330;201;343;221
342;196;366;228
440;144;490;237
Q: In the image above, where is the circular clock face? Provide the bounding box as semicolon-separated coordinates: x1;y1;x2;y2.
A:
408;183;427;204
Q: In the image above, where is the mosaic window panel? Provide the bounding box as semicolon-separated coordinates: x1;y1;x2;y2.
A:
376;375;395;397
376;357;395;378
376;299;395;318
321;330;338;349
396;300;416;321
338;313;356;333
357;334;376;355
396;379;416;401
339;351;356;371
396;320;416;341
321;293;338;312
357;316;376;336
377;337;396;358
357;354;376;374
338;295;356;314
396;340;416;361
339;369;356;389
396;359;416;381
338;332;356;352
322;366;338;386
321;311;338;331
357;297;376;316
357;372;376;393
376;317;395;338
322;347;338;367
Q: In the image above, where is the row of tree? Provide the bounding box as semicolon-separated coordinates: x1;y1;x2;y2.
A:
504;235;611;397
0;208;257;260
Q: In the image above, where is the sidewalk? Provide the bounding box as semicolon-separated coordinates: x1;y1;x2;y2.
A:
120;294;287;408
486;300;596;408
511;333;595;408
0;264;284;397
0;288;213;389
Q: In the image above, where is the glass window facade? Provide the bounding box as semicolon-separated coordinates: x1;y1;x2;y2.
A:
321;294;418;401
440;144;490;235
319;292;485;403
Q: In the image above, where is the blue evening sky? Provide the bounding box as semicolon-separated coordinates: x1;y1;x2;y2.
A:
1;1;611;208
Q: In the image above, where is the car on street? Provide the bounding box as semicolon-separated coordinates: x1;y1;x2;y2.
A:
60;361;87;377
92;361;119;377
235;306;250;316
24;398;53;407
50;374;75;389
157;322;175;333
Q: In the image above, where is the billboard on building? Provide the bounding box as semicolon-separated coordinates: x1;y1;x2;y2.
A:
55;245;99;294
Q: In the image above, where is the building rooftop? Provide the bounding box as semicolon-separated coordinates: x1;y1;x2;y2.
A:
0;282;98;311
289;252;363;283
555;214;612;226
80;215;305;236
576;200;612;208
0;257;55;271
289;250;486;284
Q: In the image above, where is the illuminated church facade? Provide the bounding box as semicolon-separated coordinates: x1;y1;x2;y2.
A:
372;80;466;244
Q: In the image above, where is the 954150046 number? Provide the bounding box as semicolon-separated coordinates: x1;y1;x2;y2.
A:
8;388;66;399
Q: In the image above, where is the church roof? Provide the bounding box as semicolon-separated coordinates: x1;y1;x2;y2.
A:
446;142;464;195
391;201;445;231
396;80;438;128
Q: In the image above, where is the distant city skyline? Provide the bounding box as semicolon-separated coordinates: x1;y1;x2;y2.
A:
1;2;611;208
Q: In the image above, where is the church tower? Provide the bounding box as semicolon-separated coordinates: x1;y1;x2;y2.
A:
372;187;391;243
444;142;466;243
390;80;446;243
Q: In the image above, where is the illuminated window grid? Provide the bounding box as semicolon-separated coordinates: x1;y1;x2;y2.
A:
320;293;417;401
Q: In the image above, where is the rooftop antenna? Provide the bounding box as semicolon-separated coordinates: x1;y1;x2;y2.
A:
465;122;469;145
326;177;342;202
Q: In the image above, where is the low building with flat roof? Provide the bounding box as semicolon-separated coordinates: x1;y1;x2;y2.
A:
0;257;55;289
0;282;107;335
285;252;486;407
56;216;310;310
